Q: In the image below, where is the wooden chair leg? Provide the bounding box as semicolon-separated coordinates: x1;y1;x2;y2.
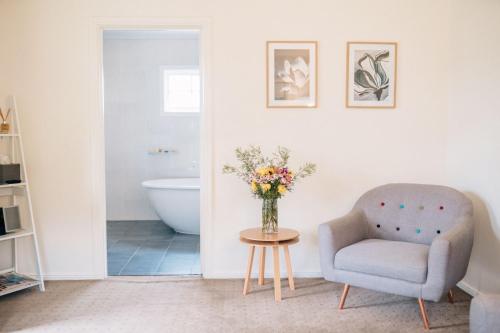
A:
418;298;430;330
258;247;265;285
338;284;350;310
243;245;255;295
447;290;454;304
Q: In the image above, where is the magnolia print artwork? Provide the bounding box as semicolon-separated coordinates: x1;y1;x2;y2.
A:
346;42;397;108
267;41;317;108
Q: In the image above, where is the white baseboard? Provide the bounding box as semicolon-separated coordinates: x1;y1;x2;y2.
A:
43;274;104;281
0;270;99;281
457;280;479;296
0;268;14;274
203;271;323;279
40;271;322;281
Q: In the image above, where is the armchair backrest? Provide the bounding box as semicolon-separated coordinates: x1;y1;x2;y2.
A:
354;183;473;245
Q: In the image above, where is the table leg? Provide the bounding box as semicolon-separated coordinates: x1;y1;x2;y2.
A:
243;245;255;295
283;245;295;290
272;245;281;302
258;247;266;285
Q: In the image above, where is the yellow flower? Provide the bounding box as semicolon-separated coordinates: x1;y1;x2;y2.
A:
256;167;267;176
278;185;287;194
260;183;271;192
256;167;275;176
251;181;258;192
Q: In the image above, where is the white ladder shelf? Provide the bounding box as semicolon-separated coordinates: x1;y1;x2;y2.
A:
0;96;44;296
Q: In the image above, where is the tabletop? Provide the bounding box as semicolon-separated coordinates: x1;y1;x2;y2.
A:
239;228;299;243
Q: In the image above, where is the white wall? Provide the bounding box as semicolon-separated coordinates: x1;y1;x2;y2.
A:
103;32;199;221
447;0;500;294
0;33;13;270
0;0;493;283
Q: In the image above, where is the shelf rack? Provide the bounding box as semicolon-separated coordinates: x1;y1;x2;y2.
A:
0;273;40;297
0;96;44;296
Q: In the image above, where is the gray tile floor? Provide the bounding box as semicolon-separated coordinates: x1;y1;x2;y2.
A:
107;220;200;276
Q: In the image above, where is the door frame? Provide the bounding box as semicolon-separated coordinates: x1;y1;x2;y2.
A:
89;17;213;278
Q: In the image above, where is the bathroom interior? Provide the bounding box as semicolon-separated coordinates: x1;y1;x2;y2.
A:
104;29;201;276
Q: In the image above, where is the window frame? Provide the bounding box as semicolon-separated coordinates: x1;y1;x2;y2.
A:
161;66;201;116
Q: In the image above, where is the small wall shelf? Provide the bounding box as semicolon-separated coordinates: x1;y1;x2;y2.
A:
0;229;33;242
0;183;26;189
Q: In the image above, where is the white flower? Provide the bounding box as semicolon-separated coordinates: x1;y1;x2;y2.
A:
277;57;310;89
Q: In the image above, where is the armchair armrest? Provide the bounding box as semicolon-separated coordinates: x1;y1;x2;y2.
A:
318;209;367;279
423;215;474;301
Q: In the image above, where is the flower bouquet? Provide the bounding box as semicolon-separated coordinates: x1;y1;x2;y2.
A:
223;146;316;233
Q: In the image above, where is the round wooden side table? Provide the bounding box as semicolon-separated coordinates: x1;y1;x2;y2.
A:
239;228;299;302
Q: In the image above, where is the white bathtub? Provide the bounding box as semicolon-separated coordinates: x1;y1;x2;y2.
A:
141;178;200;235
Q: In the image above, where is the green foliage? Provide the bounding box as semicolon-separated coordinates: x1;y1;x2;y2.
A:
295;163;317;179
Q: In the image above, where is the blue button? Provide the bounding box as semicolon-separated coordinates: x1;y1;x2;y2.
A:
416;228;421;234
400;204;405;209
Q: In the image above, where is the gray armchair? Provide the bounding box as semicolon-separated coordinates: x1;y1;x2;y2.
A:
318;184;474;330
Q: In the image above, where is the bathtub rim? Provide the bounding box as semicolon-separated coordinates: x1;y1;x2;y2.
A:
141;177;200;190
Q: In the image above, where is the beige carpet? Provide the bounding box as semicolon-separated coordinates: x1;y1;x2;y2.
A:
0;278;470;332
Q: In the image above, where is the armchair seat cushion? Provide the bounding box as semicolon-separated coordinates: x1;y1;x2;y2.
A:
334;239;430;284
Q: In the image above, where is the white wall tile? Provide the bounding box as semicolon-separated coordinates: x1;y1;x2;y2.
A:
104;36;200;221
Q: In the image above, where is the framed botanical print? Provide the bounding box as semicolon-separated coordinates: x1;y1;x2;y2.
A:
346;42;397;108
267;41;317;108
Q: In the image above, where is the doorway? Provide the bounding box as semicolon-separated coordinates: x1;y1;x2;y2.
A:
102;29;202;276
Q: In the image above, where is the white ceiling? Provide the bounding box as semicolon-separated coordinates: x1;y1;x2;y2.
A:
103;30;199;40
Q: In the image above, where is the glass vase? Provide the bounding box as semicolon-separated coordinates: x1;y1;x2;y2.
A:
262;198;278;233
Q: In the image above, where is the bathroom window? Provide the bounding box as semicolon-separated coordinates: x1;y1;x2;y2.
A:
163;68;200;113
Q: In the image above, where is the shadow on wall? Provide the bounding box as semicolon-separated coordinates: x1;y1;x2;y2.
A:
464;192;500;294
